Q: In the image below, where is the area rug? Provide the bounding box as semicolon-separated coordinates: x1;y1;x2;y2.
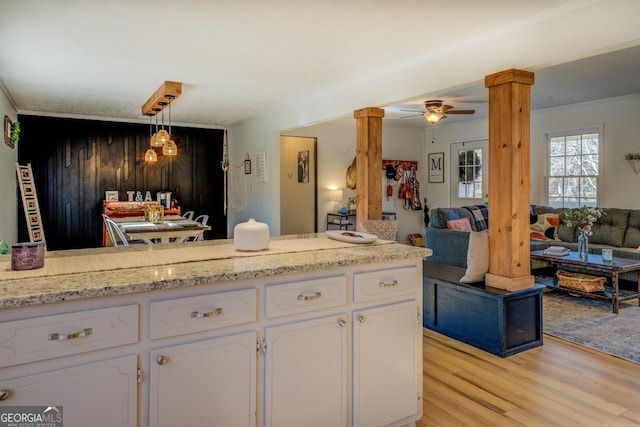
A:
543;291;640;364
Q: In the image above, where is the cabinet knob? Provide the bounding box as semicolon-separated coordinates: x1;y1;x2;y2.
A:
157;355;169;365
338;319;346;328
358;315;366;323
0;389;10;401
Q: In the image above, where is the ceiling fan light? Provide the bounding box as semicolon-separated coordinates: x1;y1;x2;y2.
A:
162;139;177;156
144;148;158;162
424;112;443;124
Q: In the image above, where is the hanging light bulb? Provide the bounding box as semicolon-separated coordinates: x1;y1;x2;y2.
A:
144;148;158;162
150;108;163;147
144;113;158;162
162;98;177;156
156;102;170;144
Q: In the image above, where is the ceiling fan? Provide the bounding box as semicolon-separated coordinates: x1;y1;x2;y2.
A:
402;100;475;124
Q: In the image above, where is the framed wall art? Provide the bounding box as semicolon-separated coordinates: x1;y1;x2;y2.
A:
428;152;445;183
105;191;119;201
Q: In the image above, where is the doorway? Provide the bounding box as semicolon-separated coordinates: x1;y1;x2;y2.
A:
449;140;488;207
280;136;317;234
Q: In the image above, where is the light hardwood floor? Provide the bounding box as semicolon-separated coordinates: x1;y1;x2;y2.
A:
418;329;640;426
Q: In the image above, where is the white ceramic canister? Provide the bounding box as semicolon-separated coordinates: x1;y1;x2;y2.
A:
233;218;270;251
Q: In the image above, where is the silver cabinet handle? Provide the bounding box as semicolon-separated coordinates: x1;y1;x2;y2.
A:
379;280;398;288
157;355;169;365
48;327;92;341
0;389;10;401
358;315;366;323
297;291;322;301
338;319;346;328
191;308;223;318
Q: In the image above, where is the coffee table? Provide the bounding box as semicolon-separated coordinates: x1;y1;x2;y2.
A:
530;250;640;313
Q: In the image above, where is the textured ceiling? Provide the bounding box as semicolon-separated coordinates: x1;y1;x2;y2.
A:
1;0;639;129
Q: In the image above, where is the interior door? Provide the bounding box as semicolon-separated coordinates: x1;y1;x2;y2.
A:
280;136;317;234
449;140;488;207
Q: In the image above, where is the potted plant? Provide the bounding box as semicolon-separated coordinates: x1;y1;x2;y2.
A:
625;152;640;174
10;121;20;146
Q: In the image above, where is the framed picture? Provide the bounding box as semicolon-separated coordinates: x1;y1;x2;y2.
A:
105;191;119;201
348;197;357;214
22;183;34;196
4;116;14;149
20;168;32;182
256;150;267;182
244;159;251;174
428;152;445;183
26;198;38;212
297;150;309;183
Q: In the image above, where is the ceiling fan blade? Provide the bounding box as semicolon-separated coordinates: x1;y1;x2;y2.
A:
399;113;424;119
400;109;426;113
444;109;475;114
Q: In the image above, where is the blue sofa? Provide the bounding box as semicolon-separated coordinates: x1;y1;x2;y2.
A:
426;205;640;269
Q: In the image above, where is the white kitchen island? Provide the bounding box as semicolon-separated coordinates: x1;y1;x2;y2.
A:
0;235;430;427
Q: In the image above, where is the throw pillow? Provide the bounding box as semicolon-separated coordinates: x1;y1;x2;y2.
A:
460;230;489;283
530;213;560;241
446;217;472;232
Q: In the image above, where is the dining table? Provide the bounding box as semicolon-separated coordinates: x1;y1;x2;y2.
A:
115;215;211;244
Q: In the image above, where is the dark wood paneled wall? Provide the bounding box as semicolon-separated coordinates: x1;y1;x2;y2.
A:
18;115;226;250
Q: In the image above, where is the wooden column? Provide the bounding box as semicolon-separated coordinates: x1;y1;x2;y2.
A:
353;107;385;229
484;69;535;291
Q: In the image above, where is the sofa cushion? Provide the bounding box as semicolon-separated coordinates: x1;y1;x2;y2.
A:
623;210;640;248
532;206;576;242
589;208;629;247
435;207;473;229
463;205;489;231
529;213;560;241
447;217;472;231
460;231;489;283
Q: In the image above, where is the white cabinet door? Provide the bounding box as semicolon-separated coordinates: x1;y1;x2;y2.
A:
264;314;348;427
0;355;138;427
149;331;257;427
353;300;420;427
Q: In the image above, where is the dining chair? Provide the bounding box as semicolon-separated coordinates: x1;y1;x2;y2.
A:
359;220;397;241
193;214;209;241
102;214;141;247
183;210;194;221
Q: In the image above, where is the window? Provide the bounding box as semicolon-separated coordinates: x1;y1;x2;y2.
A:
546;127;602;208
449;140;488;207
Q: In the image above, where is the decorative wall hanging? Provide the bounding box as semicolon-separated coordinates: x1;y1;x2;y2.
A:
256;150;267;182
297;150;309;183
428;152;445;183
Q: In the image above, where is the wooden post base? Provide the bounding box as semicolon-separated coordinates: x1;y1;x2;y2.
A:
485;273;535;292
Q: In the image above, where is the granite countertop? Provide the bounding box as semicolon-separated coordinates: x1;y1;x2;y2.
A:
0;235;431;309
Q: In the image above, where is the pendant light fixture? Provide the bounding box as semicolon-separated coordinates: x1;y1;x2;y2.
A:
162;95;177;156
156;102;170;144
144;113;158;162
150;108;163;147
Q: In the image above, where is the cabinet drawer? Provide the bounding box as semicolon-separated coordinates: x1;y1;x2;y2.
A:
150;288;256;339
265;275;347;318
353;267;417;302
0;304;138;368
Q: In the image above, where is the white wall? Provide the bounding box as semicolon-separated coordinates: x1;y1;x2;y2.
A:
0;89;18;245
226;0;640;237
421;93;640;211
286;121;427;242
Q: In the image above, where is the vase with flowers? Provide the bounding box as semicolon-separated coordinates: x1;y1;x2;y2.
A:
561;206;605;260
